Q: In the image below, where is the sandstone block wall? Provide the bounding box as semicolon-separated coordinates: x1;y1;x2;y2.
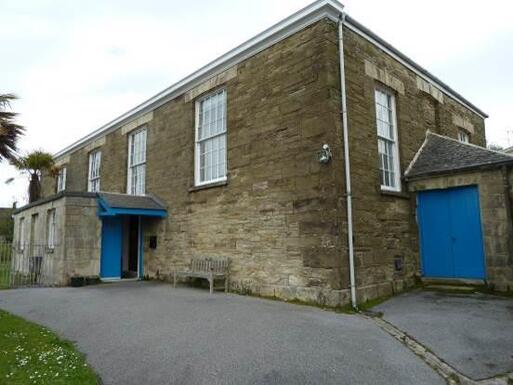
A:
341;24;487;300
62;196;101;280
42;20;350;306
12;195;100;285
37;18;492;303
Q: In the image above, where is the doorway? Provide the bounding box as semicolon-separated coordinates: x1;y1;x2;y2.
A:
100;215;141;280
122;216;140;279
417;185;486;280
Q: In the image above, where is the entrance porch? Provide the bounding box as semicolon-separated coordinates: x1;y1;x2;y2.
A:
97;193;166;281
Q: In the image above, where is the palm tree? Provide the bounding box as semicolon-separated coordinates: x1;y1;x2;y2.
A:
13;151;55;203
0;94;24;162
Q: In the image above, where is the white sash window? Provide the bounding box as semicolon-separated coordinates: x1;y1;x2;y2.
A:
375;88;401;191
195;89;227;186
47;209;56;249
88;150;101;192
128;128;147;195
57;167;67;192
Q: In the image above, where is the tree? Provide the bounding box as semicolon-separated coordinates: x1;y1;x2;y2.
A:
13;151;56;203
487;143;505;152
0;94;24;162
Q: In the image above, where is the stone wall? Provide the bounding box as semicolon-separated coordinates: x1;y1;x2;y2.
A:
38;18;490;303
12;194;100;285
62;196;101;279
408;169;513;291
340;24;487;300
42;20;350;306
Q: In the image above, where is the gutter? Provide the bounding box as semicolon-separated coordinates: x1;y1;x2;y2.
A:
343;15;488;119
53;0;345;159
12;191;98;215
51;1;487;161
338;13;357;309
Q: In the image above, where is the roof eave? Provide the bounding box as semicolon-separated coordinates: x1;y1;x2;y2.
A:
405;160;513;182
53;0;344;159
53;0;488;161
343;16;488;119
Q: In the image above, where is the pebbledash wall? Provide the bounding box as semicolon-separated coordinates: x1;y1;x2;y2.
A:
36;17;488;304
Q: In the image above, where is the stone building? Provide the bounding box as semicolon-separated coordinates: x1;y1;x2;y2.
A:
11;0;513;304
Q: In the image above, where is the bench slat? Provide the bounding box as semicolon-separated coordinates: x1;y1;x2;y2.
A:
173;257;230;294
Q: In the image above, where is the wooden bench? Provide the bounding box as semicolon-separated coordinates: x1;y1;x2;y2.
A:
173;257;230;294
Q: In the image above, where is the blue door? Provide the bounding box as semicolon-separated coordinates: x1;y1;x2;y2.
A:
100;217;123;279
417;186;485;279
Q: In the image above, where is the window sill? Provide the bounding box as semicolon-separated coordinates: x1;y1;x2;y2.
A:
189;180;228;193
380;189;410;200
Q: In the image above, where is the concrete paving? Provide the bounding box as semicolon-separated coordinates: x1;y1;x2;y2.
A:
373;290;513;380
0;281;443;385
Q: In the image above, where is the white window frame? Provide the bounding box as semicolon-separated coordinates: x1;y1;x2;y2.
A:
30;213;38;245
18;218;25;250
458;129;470;144
195;89;227;186
57;167;67;192
375;87;401;192
88;150;101;192
127;127;147;196
47;209;56;249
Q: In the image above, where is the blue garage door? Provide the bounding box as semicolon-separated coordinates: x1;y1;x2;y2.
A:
417;186;485;279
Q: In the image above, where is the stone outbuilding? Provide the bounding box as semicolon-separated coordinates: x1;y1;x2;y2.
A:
11;192;166;285
406;132;513;291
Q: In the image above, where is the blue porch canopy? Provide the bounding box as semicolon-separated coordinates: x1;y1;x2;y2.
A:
97;192;167;218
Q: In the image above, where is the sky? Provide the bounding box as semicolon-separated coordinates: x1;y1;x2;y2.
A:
1;0;512;207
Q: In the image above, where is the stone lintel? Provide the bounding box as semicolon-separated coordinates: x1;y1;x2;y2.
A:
184;65;238;103
452;114;475;134
84;137;106;152
416;76;444;104
364;60;405;95
121;112;154;136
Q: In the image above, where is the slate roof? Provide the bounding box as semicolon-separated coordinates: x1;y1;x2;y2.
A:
99;193;166;210
405;132;513;180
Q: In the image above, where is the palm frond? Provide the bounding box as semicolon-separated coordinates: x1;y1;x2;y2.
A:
13;150;55;175
0;93;24;162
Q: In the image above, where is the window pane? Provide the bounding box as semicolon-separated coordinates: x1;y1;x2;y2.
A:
376;89;399;189
88;151;101;192
198;90;226;141
128;129;146;195
196;90;227;184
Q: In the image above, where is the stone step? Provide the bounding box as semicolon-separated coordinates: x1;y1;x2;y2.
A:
424;284;477;293
421;277;486;293
421;277;485;287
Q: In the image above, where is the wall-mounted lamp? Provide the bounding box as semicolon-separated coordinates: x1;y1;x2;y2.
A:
317;144;332;164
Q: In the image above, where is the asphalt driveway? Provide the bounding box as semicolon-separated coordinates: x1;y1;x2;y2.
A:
373;290;513;380
0;281;443;385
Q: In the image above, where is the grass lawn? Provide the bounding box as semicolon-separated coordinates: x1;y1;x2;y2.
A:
0;309;100;385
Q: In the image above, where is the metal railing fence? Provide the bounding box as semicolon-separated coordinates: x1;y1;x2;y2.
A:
0;242;60;288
